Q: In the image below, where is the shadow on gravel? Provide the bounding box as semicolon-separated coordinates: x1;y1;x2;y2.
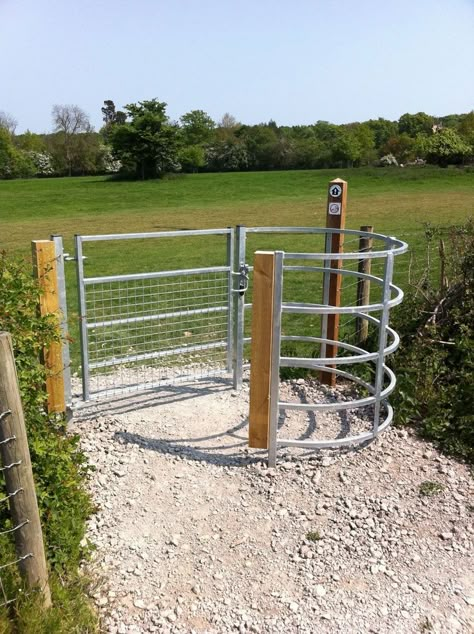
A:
113;415;268;467
73;377;233;419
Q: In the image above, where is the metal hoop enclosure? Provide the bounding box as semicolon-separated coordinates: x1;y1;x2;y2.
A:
261;228;408;467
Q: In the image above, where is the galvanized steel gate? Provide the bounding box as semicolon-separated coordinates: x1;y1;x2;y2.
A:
74;229;244;402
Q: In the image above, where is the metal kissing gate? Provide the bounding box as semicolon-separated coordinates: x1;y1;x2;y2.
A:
248;228;408;466
70;224;407;465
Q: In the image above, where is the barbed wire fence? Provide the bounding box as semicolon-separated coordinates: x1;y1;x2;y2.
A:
0;332;51;614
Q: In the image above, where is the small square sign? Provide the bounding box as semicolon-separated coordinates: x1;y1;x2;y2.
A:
328;202;341;215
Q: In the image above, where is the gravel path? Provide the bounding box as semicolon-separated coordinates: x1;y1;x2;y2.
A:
71;377;474;634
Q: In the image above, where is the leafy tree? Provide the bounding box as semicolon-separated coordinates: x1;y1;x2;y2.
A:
179;110;215;146
101;99;126;126
51;104;92;176
178;145;206;172
332;127;362;167
0;127;35;178
458;111;474;147
206;139;248;171
382;133;416;164
15;130;46;152
349;123;376;165
101;100;126;142
237;124;280;169
398;112;434;137
424;128;472;167
366;118;398;150
110;99;179;179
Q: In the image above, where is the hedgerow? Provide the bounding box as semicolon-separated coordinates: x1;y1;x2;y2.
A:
391;219;474;463
0;251;98;632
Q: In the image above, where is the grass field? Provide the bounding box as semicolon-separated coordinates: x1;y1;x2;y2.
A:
1;167;473;375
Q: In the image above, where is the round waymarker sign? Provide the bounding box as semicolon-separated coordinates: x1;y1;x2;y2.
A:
329;184;342;197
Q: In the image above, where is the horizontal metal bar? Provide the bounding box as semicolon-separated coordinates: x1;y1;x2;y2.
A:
280;327;399;362
276;405;393;450
278;365;396;413
283;265;384;286
279;394;376;412
283;250;401;261
281;283;403;315
89;340;226;369
282;301;382;315
88;305;227;329
246;227;407;255
84;266;230;285
78;228;233;242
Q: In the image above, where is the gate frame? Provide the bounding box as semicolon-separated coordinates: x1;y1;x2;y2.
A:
74;228;236;402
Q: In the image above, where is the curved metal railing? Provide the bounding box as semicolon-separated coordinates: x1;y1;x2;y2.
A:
265;228;408;466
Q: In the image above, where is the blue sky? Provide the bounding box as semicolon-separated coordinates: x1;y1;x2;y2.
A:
1;0;473;133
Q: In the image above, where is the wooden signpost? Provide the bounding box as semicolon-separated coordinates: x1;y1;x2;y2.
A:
320;178;347;386
356;225;374;346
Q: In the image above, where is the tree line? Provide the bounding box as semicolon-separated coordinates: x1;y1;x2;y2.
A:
1;100;473;180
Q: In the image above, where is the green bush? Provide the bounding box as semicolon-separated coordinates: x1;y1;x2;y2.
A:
0;129;35;179
391;220;474;463
0;251;97;632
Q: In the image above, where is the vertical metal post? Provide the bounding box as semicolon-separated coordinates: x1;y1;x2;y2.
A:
233;225;246;389
51;235;72;409
74;235;90;401
226;228;235;374
373;250;394;435
268;251;284;468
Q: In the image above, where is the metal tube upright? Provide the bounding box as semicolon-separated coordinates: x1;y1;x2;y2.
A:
372;249;394;434
268;251;284;468
233;226;246;389
51;235;72;410
74;235;90;401
226;228;235;374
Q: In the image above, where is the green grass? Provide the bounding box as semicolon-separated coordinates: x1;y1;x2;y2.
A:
1;167;473;371
2;167;474;255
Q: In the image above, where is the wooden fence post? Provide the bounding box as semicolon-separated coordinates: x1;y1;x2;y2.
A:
320;178;347;386
31;240;66;414
248;252;275;449
0;332;51;608
356;226;374;346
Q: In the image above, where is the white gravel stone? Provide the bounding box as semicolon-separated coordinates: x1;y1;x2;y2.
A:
72;373;474;634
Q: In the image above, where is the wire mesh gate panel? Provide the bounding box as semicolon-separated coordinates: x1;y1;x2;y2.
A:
75;229;235;401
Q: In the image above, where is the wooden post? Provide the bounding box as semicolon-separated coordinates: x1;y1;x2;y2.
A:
31;240;66;414
356;226;374;346
0;332;52;608
320;178;347;386
248;252;275;449
439;239;448;291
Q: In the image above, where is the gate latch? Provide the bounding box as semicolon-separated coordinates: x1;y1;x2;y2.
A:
233;263;249;296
